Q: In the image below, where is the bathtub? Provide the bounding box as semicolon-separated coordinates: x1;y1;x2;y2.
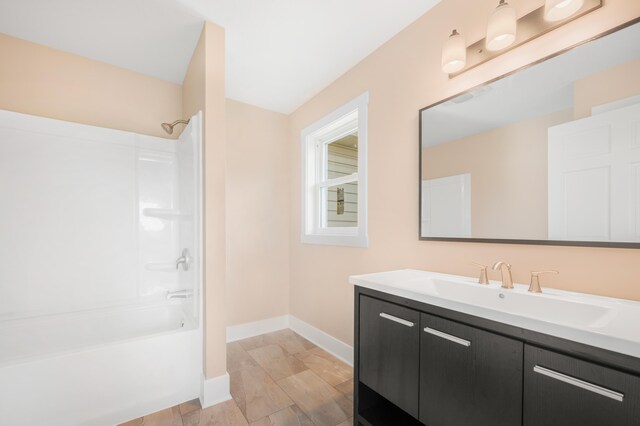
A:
0;302;202;426
0;110;204;425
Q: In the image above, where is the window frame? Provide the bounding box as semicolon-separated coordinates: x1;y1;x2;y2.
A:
301;92;368;247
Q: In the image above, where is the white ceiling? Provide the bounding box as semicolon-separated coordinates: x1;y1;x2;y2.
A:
421;22;640;147
0;0;204;87
0;0;441;114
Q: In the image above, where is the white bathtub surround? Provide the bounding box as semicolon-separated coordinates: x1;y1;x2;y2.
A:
350;269;640;358
0;110;204;425
226;315;354;367
200;373;232;408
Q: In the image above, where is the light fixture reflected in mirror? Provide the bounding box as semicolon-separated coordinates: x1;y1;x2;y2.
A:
442;0;601;76
544;0;585;21
441;30;466;73
486;0;517;51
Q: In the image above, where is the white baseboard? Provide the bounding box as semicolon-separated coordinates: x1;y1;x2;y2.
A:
225;314;353;367
200;373;231;409
226;315;290;342
289;316;353;367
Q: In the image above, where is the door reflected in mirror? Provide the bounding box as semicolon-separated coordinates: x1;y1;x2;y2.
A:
419;21;640;247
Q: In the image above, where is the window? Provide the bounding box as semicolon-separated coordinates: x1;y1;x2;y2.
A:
301;92;368;247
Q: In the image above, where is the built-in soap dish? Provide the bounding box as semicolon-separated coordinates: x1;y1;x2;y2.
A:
142;208;191;219
144;262;176;272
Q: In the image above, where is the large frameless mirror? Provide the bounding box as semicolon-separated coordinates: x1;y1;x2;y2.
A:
419;20;640;248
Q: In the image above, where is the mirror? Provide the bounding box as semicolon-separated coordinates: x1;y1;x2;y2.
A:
419;21;640;247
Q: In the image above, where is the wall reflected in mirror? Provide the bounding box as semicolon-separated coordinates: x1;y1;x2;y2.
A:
419;21;640;246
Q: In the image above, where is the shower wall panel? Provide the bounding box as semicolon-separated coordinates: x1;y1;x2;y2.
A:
0;110;180;320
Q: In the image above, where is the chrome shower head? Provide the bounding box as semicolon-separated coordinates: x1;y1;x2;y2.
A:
161;119;190;135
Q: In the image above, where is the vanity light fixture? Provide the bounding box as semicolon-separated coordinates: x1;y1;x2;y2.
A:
442;0;601;76
544;0;585;21
441;29;466;73
486;0;517;52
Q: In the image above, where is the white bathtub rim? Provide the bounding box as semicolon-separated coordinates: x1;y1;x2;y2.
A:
0;319;196;369
0;294;184;324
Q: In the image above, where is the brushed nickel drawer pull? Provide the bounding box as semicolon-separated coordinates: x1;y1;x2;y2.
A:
424;327;471;347
379;313;414;327
533;365;624;402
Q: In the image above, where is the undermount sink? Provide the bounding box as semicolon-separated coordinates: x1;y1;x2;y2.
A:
349;269;640;358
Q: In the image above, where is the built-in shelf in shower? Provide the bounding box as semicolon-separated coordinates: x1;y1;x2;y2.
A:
144;262;176;272
142;208;191;219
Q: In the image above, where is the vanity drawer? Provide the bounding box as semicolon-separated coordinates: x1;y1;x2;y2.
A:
358;295;420;418
524;345;640;426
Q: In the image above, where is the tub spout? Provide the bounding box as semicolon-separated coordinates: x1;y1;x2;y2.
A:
167;289;193;300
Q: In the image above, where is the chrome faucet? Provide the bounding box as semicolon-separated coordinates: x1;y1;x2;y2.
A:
492;261;514;289
167;289;192;300
528;270;559;293
176;248;192;271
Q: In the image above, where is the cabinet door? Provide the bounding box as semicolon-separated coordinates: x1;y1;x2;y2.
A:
359;295;420;418
524;345;640;426
420;313;523;426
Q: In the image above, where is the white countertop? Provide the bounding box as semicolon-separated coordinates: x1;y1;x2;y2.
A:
350;269;640;359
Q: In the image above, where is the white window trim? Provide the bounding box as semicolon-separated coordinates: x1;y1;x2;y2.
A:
301;92;369;248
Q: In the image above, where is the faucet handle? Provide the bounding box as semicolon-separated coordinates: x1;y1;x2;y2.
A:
175;248;192;271
529;270;559;293
471;262;489;285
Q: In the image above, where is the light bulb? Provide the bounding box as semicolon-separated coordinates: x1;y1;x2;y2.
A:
442;30;466;74
486;0;517;52
544;0;584;21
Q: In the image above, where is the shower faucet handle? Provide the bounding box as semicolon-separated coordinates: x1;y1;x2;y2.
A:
176;248;192;271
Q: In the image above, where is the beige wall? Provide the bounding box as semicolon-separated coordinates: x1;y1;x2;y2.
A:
226;99;290;326
423;109;572;239
289;0;640;347
182;22;228;379
574;59;640;118
0;33;181;138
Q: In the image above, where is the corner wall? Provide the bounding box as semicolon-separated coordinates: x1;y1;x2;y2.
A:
182;22;228;380
226;99;290;326
0;33;181;138
288;0;640;347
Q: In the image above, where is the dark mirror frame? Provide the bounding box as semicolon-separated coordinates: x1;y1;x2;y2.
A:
418;17;640;248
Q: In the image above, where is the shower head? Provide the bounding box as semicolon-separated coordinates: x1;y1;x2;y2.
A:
161;119;190;135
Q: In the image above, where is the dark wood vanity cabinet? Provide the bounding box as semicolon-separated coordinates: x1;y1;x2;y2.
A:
359;295;420;418
524;345;640;426
419;313;522;426
355;286;640;426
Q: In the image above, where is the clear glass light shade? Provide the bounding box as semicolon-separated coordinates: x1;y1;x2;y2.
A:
486;2;517;51
442;31;466;74
544;0;584;21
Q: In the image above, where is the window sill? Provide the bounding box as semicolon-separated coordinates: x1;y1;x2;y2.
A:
301;233;368;248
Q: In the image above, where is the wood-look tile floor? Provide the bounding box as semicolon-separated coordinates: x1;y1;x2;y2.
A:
120;330;353;426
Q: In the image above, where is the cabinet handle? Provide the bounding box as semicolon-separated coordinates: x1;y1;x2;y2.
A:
379;312;414;327
424;327;471;347
533;365;624;402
